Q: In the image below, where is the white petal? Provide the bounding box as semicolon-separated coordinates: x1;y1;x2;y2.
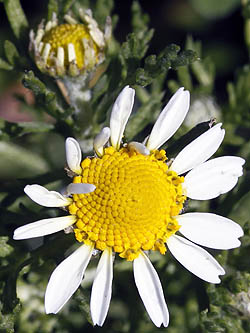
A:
67;183;96;195
13;216;76;240
127;141;150;155
68;43;76;62
65;137;82;174
110;86;135;150
24;184;71;207
170;123;225;175
167;235;225;283
133;252;169;327
178;213;244;249
183;156;245;200
45;244;93;314
90;248;113;326
146;87;190;150
93;127;111;156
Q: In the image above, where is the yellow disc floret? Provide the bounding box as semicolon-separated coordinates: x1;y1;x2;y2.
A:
42;24;98;69
68;146;186;261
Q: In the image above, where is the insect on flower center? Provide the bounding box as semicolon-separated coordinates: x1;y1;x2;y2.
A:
42;23;99;69
68;146;186;261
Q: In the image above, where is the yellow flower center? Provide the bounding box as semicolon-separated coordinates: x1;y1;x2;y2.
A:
68;146;186;261
42;23;98;69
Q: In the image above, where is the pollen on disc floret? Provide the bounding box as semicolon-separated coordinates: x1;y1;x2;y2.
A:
68;146;186;261
42;23;98;70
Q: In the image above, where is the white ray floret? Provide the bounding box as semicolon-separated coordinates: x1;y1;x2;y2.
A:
38;42;44;53
65;137;82;174
80;9;105;48
127;141;150;155
67;183;96;195
94;127;111;156
45;244;93;314
68;43;76;63
13;215;76;240
146;87;190;151
183;156;245;200
35;28;44;45
110;86;135;150
104;16;112;41
51;13;58;27
90;248;113;326
82;38;95;67
45;21;52;32
12;85;246;328
170;123;225;175
133;252;169;327
167;235;225;283
24;184;71;207
42;43;51;62
57;46;64;67
64;14;78;25
177;213;244;249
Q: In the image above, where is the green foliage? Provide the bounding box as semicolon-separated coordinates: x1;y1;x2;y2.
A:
0;237;13;257
22;71;73;124
135;45;198;87
0;58;13;70
3;0;28;40
227;65;250;125
4;40;19;66
200;272;250;332
242;0;250;19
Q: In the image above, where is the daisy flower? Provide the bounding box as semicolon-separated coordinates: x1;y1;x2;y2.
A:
13;86;244;327
29;9;111;77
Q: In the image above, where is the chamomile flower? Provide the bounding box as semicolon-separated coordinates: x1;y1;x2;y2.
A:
14;86;244;327
29;10;111;77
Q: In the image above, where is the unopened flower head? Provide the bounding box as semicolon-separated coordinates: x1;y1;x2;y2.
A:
29;10;111;77
14;86;245;327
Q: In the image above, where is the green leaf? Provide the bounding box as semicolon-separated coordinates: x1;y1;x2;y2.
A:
0;119;54;139
229;190;250;225
95;0;114;26
135;68;153;86
0;141;49;178
131;1;150;33
4;40;19;66
0;237;14;258
171;50;198;69
0;58;13;70
22;71;71;121
63;0;76;14
47;0;59;20
0;304;21;333
200;272;250;333
242;0;250;19
3;0;28;40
